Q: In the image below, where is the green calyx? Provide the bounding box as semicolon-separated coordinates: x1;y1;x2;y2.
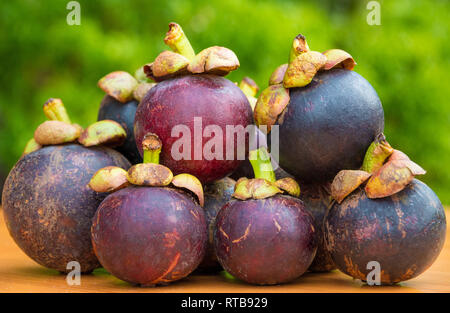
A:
331;134;426;203
361;134;394;173
232;147;301;200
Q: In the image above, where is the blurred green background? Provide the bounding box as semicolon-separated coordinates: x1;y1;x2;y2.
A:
0;0;448;203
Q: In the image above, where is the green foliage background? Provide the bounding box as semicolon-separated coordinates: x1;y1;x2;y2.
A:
0;0;449;203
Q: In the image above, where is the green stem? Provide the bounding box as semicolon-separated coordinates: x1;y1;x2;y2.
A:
289;34;309;63
43;98;71;123
142;133;162;164
248;147;276;182
361;134;394;173
164;23;196;60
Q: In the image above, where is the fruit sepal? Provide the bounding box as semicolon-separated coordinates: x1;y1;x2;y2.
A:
280;34;357;89
331;135;426;202
88;132;205;206
323;49;356;71
268;64;288;86
232;148;301;200
22;138;42;157
283;51;327;88
98;71;138;103
89;166;129;193
254;84;290;133
78;120;127;148
145;23;240;81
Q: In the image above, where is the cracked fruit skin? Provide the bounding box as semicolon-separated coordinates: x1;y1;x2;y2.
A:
134;74;253;184
197;177;235;272
214;195;317;285
300;183;336;272
324;179;446;284
91;186;207;286
277;69;384;182
1;144;130;273
98;95;142;164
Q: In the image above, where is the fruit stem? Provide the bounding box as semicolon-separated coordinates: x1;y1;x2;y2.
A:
289;34;310;63
142;133;162;164
164;23;196;60
249;147;276;182
43;98;71;124
361;133;394;173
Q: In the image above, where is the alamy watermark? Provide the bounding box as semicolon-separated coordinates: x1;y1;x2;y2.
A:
169;118;280;167
66;1;81;26
367;1;381;25
366;261;381;286
66;261;81;286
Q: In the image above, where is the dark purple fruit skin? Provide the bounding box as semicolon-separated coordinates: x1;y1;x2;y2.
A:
324;179;446;284
1;144;130;273
299;183;336;272
98;95;142;164
197;177;235;272
277;69;384;182
134;74;253;184
91;186;207;286
214;195;317;285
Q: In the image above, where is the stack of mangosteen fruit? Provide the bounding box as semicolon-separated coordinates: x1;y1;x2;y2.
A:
1;23;446;287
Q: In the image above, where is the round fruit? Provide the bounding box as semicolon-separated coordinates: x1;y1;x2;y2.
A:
255;36;384;183
135;74;253;183
2;144;130;273
214;148;316;285
91;186;207;286
325;179;446;284
277;69;384;182
214;195;317;285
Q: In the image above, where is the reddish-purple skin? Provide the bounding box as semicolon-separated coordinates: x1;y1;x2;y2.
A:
91;186;207;286
214;195;317;285
299;182;336;272
197;177;235;272
134;74;253;184
1;144;130;273
325;179;446;284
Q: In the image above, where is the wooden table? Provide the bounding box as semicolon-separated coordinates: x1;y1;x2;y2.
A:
0;209;448;293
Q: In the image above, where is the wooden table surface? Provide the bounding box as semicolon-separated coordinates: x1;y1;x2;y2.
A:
0;209;448;293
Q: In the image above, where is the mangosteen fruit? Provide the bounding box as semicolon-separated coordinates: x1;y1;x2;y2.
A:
1;99;131;273
134;23;253;184
97;71;156;164
214;148;317;285
197;177;236;272
255;35;384;183
325;135;446;284
90;133;207;286
299;182;336;272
